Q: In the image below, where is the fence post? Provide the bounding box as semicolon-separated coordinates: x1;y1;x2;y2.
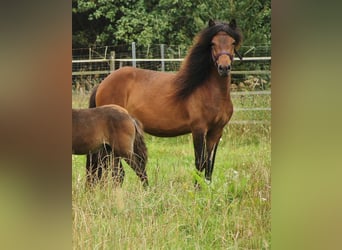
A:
160;44;165;71
110;51;115;72
132;42;136;67
104;46;108;58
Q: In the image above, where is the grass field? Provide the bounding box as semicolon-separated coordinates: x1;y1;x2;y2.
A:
72;91;271;249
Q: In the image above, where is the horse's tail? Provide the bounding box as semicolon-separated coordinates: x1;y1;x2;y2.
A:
89;84;99;108
132;118;148;186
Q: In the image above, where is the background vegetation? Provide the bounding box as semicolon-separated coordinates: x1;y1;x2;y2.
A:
72;0;271;49
72;0;271;92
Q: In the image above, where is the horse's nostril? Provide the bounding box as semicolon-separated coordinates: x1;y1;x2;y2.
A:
218;65;231;71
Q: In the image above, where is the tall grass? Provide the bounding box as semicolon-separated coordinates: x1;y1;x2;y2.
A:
72;91;271;249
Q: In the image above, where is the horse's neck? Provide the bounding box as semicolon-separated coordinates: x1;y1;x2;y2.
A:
210;71;231;97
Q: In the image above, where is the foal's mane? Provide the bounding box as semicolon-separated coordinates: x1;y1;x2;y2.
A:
174;20;243;99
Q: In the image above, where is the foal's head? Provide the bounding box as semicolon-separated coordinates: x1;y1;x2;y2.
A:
209;19;243;77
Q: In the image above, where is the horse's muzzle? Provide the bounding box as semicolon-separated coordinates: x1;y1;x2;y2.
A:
217;64;231;77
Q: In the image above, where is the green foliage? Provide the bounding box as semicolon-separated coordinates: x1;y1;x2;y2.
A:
72;0;271;48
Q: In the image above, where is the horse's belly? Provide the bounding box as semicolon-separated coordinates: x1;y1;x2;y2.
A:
144;123;191;137
131;110;190;137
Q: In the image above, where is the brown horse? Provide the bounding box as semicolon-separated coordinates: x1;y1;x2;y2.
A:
72;105;148;187
88;19;243;185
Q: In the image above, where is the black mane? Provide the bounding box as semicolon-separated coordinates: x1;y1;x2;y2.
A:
174;20;243;99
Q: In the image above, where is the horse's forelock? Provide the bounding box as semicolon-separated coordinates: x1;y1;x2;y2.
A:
201;22;242;46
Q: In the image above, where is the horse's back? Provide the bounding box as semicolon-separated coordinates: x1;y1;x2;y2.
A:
72;105;135;155
96;67;174;106
95;67;192;136
98;105;137;156
72;108;104;154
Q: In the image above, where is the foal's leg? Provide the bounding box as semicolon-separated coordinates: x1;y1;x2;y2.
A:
85;146;111;187
124;153;149;187
86;152;99;186
97;145;112;181
112;158;125;187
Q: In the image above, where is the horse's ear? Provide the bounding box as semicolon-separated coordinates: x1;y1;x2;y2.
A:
208;19;216;27
229;19;237;29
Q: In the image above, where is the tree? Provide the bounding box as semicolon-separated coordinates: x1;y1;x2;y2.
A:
72;0;271;48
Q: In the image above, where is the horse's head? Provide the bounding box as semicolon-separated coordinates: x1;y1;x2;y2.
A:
209;19;242;77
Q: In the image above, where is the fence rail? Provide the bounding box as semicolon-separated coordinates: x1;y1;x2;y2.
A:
72;56;271;76
72;43;271;126
72;56;271;63
232;91;271;95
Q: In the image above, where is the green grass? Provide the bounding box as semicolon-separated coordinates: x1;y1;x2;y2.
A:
72;91;271;249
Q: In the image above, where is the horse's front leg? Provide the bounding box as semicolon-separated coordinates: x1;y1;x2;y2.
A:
205;142;219;183
192;130;208;187
205;130;223;183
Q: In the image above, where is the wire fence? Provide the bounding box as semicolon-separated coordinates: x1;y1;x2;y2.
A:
72;43;271;125
72;43;270;89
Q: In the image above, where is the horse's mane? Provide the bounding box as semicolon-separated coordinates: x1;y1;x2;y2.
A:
174;20;243;99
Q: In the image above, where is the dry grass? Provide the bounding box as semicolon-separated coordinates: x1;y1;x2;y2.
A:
72;91;271;249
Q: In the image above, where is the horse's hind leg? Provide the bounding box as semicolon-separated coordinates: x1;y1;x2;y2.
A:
134;154;148;187
112;158;125;187
85;146;111;187
86;152;99;187
128;120;149;187
124;154;148;187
